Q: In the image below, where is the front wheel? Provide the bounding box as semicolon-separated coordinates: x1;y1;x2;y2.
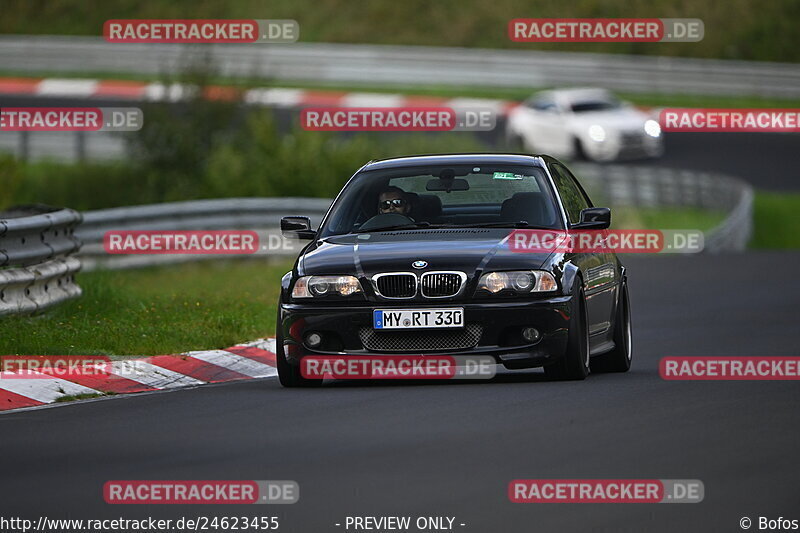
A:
277;345;324;387
591;281;632;373
276;308;323;388
545;281;589;381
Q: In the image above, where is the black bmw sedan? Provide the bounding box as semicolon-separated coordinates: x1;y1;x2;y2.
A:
277;154;631;386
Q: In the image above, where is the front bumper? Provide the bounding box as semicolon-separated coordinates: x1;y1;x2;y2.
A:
279;296;573;369
585;133;663;161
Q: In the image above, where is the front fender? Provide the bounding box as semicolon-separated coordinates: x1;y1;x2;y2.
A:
561;262;582;296
280;271;293;301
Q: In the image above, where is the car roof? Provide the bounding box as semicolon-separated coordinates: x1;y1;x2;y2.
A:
362;153;547;171
535;87;614;104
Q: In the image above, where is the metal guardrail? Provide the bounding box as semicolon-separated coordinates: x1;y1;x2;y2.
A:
574;164;753;251
0;205;83;316
705;187;753;253
76;198;332;270
0;130;126;163
1;36;799;98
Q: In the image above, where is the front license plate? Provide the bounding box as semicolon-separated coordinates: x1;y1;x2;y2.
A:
373;308;464;330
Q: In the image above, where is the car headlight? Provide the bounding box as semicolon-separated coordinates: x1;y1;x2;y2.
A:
292;275;362;298
477;271;558;295
588;124;606;142
644;119;661;138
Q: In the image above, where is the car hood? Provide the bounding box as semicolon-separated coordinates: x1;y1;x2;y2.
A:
300;229;555;276
567;107;649;132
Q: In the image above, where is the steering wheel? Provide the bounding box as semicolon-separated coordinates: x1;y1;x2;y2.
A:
358;213;414;231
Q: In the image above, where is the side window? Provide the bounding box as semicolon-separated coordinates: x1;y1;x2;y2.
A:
550;164;590;225
527;98;558;113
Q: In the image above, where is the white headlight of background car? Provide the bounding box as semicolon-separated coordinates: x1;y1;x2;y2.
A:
588;125;606;142
644;119;662;137
477;271;558;294
292;275;363;298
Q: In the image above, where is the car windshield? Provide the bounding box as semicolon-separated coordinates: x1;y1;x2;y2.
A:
319;163;564;237
570;99;621;113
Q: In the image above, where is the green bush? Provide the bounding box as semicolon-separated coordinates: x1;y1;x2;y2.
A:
0;0;797;62
1;108;485;211
751;192;800;249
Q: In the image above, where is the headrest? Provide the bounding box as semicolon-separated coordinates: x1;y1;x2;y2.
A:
500;192;555;227
411;194;442;221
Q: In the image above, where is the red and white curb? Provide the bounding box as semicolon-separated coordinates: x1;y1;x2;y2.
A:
0;338;278;413
0;76;519;114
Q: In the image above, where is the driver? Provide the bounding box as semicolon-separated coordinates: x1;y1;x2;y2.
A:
378;186;411;216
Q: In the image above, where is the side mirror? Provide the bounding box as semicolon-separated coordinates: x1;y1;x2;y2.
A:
281;216;316;240
574;207;611;229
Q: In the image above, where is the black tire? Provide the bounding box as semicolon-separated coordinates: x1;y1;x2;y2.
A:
276;344;324;388
276;308;323;388
591;281;632;373
545;281;590;381
572;137;587;161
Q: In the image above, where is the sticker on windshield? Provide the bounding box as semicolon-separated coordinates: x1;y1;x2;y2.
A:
493;172;527;180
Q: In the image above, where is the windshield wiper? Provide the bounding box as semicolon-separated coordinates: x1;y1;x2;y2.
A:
354;221;555;233
451;221;553;229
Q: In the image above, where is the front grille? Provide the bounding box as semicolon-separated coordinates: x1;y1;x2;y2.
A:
620;132;645;145
359;323;483;352
374;273;416;298
421;272;465;297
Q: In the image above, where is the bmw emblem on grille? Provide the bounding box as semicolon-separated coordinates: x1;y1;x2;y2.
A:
412;260;428;269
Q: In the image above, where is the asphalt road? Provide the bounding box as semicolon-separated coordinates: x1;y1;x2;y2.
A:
619;132;800;192
2;93;798;532
1;251;799;533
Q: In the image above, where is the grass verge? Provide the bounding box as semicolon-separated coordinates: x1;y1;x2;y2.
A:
611;207;727;232
54;392;115;403
0;259;293;356
751;191;800;248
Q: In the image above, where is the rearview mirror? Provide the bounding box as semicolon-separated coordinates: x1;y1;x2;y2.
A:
574;207;611;229
426;178;469;192
281;216;316;240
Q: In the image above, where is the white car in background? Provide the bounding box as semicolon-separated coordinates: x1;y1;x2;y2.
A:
506;88;663;162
